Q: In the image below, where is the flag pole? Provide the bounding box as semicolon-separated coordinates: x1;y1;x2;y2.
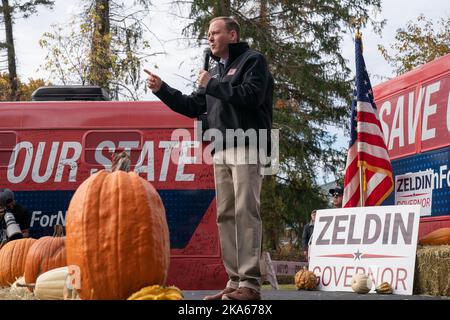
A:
355;27;361;40
359;166;365;207
356;27;365;207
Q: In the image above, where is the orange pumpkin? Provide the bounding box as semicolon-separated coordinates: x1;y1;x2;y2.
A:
24;224;66;288
0;238;37;286
419;228;450;245
65;166;170;300
294;267;317;290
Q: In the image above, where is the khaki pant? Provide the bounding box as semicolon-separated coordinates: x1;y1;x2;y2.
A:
213;150;263;292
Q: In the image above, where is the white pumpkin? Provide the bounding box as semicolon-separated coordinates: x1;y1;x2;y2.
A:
34;267;68;300
351;273;373;294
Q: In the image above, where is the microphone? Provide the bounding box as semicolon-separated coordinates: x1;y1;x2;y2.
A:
203;47;211;71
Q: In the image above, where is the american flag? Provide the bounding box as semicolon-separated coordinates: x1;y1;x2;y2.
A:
343;34;394;207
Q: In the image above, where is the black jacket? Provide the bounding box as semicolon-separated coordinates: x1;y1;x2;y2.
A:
154;42;274;152
302;222;314;250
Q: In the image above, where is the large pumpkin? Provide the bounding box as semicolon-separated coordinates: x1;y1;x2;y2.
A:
0;238;37;286
65;168;170;300
24;224;66;287
418;228;450;245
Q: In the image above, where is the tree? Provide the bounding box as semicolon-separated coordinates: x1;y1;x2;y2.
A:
39;18;91;87
0;72;47;100
378;15;450;75
0;0;54;100
40;0;161;100
176;0;384;250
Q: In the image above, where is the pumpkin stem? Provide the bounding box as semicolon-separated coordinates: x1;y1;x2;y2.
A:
16;283;35;288
112;151;131;172
53;224;64;237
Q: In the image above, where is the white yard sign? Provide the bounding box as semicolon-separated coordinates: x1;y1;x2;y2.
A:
308;205;421;295
395;171;433;217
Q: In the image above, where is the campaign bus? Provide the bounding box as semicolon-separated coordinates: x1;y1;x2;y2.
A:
0;88;228;289
374;53;450;238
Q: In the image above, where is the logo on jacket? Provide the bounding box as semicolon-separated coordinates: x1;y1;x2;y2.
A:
227;69;237;76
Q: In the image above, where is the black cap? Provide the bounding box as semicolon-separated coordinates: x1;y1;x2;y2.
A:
0;188;14;206
329;186;343;196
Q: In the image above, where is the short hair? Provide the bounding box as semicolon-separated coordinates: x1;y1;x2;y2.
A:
210;16;240;42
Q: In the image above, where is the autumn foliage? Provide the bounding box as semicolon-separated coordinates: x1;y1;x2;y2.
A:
0;73;47;101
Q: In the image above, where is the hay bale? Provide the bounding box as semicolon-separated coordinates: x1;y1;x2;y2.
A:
414;245;450;297
0;286;34;300
0;277;36;300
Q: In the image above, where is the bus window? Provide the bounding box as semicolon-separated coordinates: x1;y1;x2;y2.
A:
82;130;143;168
0;131;18;167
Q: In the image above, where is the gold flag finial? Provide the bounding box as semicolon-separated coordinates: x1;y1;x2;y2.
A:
351;16;365;40
355;26;363;52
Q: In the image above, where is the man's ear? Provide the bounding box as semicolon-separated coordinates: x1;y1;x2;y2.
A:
230;30;237;42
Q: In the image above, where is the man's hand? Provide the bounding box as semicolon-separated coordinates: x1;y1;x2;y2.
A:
144;69;162;93
198;70;211;88
22;229;30;238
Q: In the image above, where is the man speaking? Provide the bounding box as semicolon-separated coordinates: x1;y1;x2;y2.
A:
145;16;274;300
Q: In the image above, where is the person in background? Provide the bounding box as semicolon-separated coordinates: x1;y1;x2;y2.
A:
0;188;31;238
0;207;7;244
329;186;344;208
302;210;316;261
